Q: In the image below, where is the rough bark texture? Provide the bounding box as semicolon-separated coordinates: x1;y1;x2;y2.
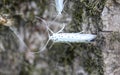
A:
101;0;120;75
0;26;24;75
0;0;120;75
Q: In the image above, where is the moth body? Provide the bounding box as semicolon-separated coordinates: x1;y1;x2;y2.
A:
50;33;96;43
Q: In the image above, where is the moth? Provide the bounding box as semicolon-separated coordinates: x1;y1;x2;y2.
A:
35;17;97;53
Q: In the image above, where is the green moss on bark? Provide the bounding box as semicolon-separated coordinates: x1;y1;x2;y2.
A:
69;0;106;75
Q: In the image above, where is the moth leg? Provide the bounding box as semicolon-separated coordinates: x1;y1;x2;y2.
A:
48;42;54;49
56;24;66;33
50;1;55;7
63;0;68;6
40;39;50;52
77;30;85;34
62;0;68;14
66;42;73;47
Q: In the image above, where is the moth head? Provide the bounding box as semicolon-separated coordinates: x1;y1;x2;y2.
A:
88;34;97;42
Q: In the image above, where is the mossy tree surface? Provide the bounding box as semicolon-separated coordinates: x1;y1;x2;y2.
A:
67;0;106;75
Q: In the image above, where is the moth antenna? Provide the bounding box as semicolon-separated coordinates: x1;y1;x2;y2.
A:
33;38;50;53
32;27;51;53
34;16;54;53
35;16;54;34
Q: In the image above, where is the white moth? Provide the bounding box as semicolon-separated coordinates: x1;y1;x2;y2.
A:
50;33;96;43
35;17;97;53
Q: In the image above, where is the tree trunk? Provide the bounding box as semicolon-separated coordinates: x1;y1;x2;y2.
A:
0;0;120;75
101;0;120;75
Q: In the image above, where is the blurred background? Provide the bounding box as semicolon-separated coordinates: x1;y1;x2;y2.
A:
0;0;120;75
